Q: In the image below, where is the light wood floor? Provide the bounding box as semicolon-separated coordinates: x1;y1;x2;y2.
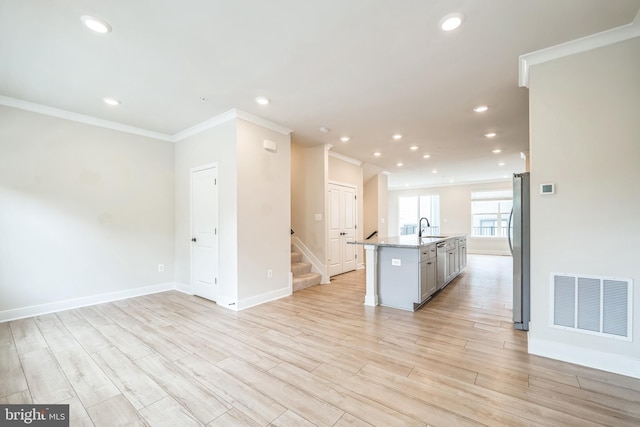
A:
2;255;640;427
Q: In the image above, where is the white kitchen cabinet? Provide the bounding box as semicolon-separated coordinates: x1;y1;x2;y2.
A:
458;236;467;269
354;235;467;311
445;237;459;282
420;244;437;302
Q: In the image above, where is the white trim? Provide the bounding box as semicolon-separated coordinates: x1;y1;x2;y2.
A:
0;282;175;323
0;97;293;142
189;163;219;302
328;150;364;167
0;95;173;141
216;296;239;311
236;285;291;310
388;177;511;191
528;337;640;379
363;244;379;306
174;282;193;295
236;109;293;135
172;110;237;142
519;20;640;88
328;182;359;278
467;249;511;256
292;236;329;284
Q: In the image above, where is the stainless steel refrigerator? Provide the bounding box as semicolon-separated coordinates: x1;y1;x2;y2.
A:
508;172;530;331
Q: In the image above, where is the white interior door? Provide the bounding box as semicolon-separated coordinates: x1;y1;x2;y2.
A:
191;165;218;301
328;183;357;277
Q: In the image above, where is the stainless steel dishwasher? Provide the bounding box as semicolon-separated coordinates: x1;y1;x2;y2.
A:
436;241;446;289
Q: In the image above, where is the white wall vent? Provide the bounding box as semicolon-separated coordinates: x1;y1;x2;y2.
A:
551;273;632;340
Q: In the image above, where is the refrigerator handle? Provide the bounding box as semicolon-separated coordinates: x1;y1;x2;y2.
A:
507;207;514;255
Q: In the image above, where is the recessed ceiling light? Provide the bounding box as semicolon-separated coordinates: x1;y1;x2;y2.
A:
409;145;419;151
440;13;465;31
432;170;438;174
81;15;112;34
449;179;454;183
492;149;502;154
373;152;382;157
319;127;330;133
498;162;505;166
423;154;431;159
473;105;488;113
396;162;403;167
392;134;403;140
340;136;350;142
255;96;270;105
485;132;497;138
103;97;120;106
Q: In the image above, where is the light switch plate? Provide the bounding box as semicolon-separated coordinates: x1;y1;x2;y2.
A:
314;213;322;221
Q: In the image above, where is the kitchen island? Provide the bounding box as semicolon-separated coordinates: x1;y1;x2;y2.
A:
350;235;466;311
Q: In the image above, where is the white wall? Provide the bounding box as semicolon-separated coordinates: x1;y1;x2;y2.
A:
328;155;364;266
0;106;174;318
528;36;640;377
173;119;238;304
291;143;327;263
363;176;378;238
388;180;512;255
377;173;388;237
236;119;291;304
363;173;388;239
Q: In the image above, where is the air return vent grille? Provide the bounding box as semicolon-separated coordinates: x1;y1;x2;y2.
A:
551;273;632;340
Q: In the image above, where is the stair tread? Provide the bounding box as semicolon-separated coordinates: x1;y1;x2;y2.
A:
292;271;322;292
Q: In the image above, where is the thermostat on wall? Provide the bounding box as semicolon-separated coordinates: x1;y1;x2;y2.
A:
540;183;555;195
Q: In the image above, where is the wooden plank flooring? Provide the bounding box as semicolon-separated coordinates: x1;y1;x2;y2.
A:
1;254;640;426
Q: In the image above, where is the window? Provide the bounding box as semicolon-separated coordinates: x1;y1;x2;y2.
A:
398;195;440;236
471;190;512;237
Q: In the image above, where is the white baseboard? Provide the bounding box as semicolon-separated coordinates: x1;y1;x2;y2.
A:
0;282;176;323
215;295;239;311
467;249;512;256
357;263;365;270
528;337;640;379
174;282;193;295
236;285;292;311
291;236;329;284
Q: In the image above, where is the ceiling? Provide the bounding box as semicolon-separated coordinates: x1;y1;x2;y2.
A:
1;1;639;189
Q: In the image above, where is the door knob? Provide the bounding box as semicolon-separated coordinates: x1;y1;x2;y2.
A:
191;238;197;242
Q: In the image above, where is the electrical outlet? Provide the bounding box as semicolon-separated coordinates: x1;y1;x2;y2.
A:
158;264;164;272
267;269;273;279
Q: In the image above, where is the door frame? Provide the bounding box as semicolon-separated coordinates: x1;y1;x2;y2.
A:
327;181;358;277
190;162;219;301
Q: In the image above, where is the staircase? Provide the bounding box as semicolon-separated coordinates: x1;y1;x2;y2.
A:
291;245;322;292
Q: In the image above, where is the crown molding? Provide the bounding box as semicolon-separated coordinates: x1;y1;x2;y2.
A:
0;96;293;142
0;95;173;141
519;19;640;88
328;150;363;167
236;109;293;136
171;109;237;142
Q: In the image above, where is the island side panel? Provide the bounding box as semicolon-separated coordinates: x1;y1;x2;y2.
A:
377;246;420;311
363;244;379;306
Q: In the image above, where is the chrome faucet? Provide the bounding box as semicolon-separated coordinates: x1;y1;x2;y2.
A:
418;217;430;237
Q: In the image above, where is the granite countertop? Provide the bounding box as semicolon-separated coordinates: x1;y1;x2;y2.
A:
350;234;465;249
